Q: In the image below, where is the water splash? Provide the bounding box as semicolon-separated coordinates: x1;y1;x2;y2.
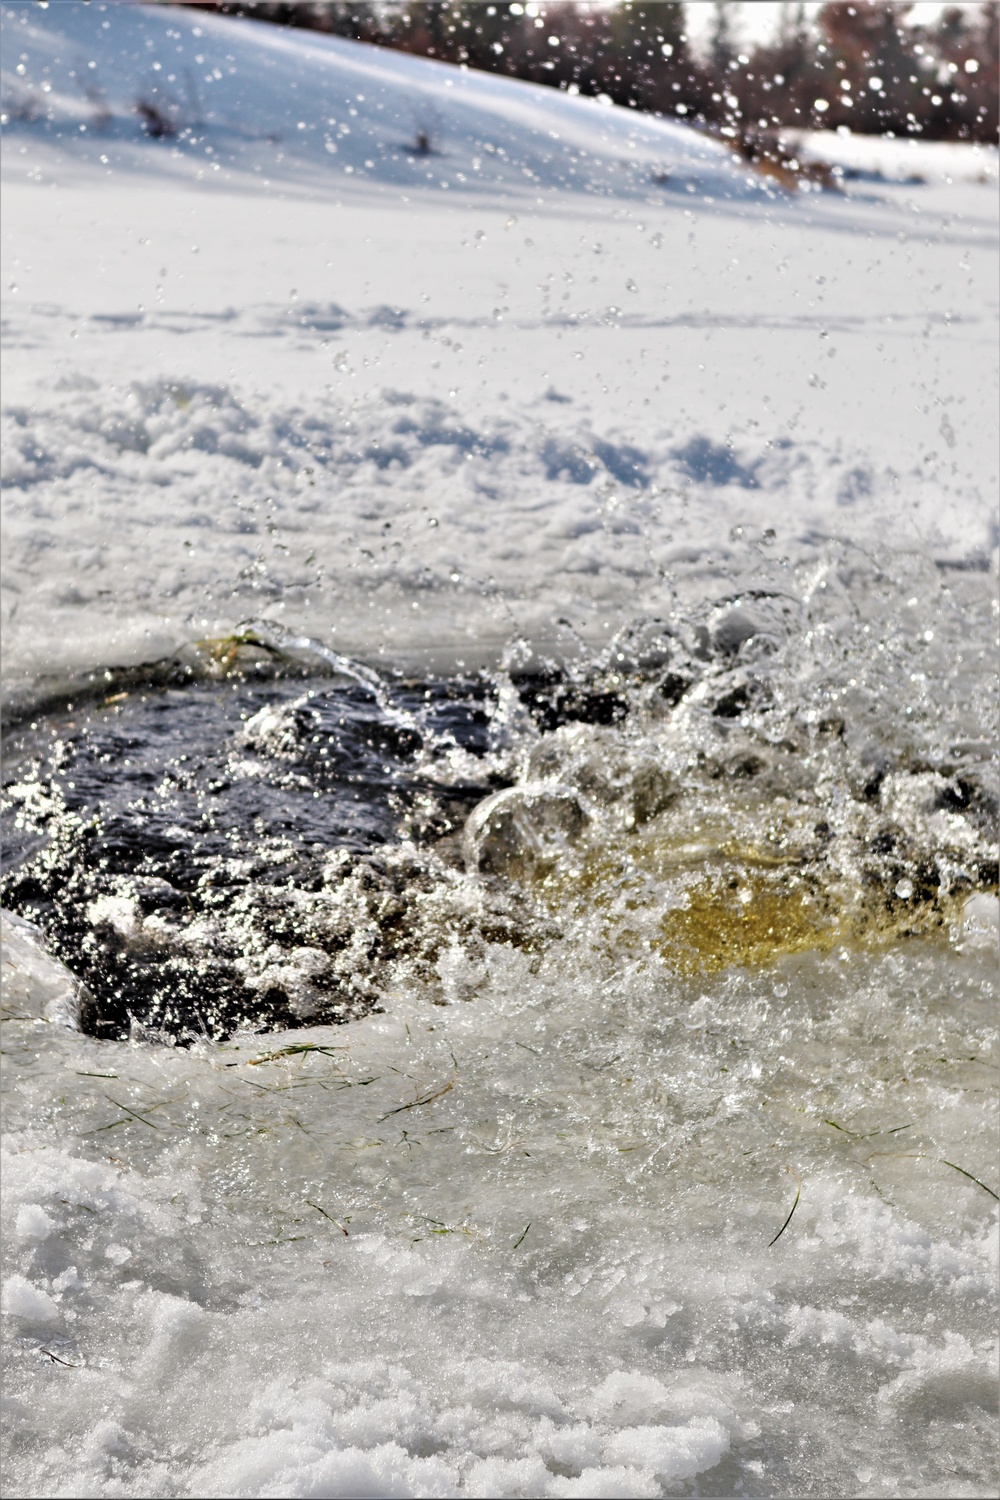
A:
2;545;996;1043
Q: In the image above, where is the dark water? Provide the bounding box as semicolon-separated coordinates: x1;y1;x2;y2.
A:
1;669;499;1039
1;640;658;1041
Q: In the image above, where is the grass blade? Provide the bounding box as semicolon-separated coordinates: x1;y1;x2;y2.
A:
247;1043;347;1066
768;1170;802;1247
305;1200;350;1235
866;1151;999;1201
936;1158;999;1200
378;1078;454;1122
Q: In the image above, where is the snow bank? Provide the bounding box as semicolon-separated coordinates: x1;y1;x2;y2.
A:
787;129;999;187
3;165;996;700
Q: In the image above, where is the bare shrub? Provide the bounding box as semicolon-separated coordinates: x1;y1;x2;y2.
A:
1;88;42;124
136;98;176;139
732;128;841;193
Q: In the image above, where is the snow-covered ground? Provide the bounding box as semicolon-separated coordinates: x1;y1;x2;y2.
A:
787;127;999;186
3;1;997;703
2;5;998;1498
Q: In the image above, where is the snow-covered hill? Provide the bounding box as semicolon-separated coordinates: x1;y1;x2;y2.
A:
1;0;771;204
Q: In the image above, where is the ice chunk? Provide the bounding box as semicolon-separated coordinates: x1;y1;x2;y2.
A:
0;912;82;1029
2;1275;60;1325
14;1205;54;1242
602;1418;729;1480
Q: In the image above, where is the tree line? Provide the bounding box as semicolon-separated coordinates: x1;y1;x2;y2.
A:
188;2;998;145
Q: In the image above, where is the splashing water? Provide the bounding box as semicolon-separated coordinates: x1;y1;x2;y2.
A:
3;543;996;1045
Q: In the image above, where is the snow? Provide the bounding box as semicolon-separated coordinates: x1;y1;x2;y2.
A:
2;941;998;1497
0;0;766;203
2;4;998;1498
3;0;998;703
787;128;999;186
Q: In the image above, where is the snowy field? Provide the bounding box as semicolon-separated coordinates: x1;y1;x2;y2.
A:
1;5;998;1498
786;128;998;187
